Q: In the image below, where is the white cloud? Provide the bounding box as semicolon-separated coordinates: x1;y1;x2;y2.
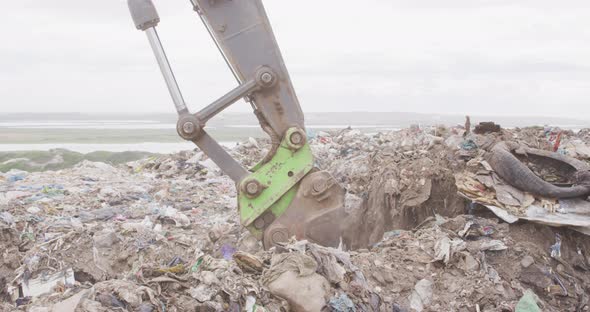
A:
1;0;590;120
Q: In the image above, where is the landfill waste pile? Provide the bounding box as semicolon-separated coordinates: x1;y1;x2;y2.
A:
2;123;590;311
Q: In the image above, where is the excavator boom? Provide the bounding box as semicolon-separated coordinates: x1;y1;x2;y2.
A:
127;0;346;248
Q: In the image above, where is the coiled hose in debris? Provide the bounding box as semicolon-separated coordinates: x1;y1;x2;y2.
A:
486;141;590;199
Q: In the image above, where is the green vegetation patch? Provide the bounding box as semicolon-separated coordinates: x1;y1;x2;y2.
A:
0;149;155;173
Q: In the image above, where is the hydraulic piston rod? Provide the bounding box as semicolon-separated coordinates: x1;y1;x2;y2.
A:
145;28;188;115
196;79;258;123
128;0;187;115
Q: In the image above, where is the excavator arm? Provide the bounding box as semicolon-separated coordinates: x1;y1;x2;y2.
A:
127;0;345;248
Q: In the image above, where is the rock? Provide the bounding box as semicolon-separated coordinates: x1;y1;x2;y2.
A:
521;256;534;268
267;271;330;312
409;279;433;312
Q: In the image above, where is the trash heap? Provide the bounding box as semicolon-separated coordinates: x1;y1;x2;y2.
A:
2;124;590;311
454;126;590;235
311;127;466;249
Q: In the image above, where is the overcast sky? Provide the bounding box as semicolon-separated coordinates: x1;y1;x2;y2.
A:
2;0;590;119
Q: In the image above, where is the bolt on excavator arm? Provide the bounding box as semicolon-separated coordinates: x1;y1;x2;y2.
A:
127;0;345;249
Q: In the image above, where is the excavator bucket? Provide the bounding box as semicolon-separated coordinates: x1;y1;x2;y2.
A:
262;170;346;249
236;129;346;249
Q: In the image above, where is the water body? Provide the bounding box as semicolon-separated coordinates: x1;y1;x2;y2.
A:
0;120;177;129
0;142;238;154
0;118;584;152
0;121;396;130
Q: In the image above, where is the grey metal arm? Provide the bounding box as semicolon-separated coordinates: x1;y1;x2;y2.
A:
190;0;305;135
127;0;306;183
128;0;347;250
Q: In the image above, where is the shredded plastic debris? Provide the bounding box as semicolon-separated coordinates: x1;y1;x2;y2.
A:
2;125;590;311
